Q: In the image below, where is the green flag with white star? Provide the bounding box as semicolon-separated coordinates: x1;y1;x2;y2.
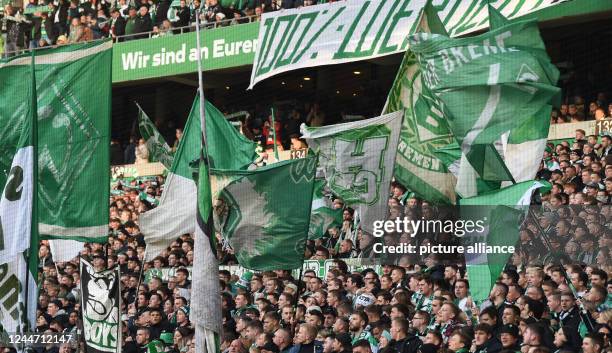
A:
211;156;316;270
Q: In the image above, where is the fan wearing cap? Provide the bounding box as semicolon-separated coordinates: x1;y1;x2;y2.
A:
355;293;375;310
471;323;502;353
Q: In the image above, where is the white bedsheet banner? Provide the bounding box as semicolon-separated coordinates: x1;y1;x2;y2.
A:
249;0;566;88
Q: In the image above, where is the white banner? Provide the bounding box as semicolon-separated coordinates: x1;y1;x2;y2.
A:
249;0;566;88
0;146;34;265
301;112;402;236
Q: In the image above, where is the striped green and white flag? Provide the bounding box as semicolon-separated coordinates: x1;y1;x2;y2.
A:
137;103;174;169
0;41;112;243
461;180;550;302
383;2;459;204
487;5;556;191
408;16;559;198
0;50;39;339
0;65;35;264
140;97;257;260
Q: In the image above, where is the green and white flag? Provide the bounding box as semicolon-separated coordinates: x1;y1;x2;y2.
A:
461;180;550;302
0;257;39;336
408;19;559;197
486;5;557;191
308;179;343;240
137;103;174;169
0;50;39;338
211;156;316;270
1;41;112;243
0;59;35;265
191;96;221;353
301;112;401;236
383;2;458;204
140;97;257;260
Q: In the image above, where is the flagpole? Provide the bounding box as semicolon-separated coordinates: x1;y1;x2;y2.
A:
24;45;39;336
195;10;221;353
527;208;594;332
195;10;209;161
135;245;147;294
270;106;279;161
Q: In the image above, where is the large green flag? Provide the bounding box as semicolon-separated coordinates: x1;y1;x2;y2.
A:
383;2;458;204
211;157;316;270
140;97;257;260
408;19;559;197
137;103;174;169
461;180;550;302
0;50;39;337
308;179;343;240
487;5;557;193
0;41;112;242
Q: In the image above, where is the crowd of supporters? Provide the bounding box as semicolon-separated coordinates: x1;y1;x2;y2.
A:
1;0;343;56
20;98;612;353
550;95;612;124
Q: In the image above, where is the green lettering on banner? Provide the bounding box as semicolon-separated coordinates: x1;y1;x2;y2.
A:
378;0;414;55
450;0;487;35
256;18;288;76
4;166;24;201
83;317;117;350
0;264;20;321
291;5;346;64
441;0;463;27
332;1;373;60
273;12;318;69
267;14;299;73
253;18;275;75
331;135;388;205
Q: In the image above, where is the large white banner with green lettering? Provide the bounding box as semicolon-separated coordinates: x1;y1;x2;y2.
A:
248;0;566;88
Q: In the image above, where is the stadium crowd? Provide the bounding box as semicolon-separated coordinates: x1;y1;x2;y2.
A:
15;89;612;353
550;95;612;124
1;0;343;56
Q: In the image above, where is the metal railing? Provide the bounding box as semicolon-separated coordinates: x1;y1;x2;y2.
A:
114;14;259;41
1;13;259;57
